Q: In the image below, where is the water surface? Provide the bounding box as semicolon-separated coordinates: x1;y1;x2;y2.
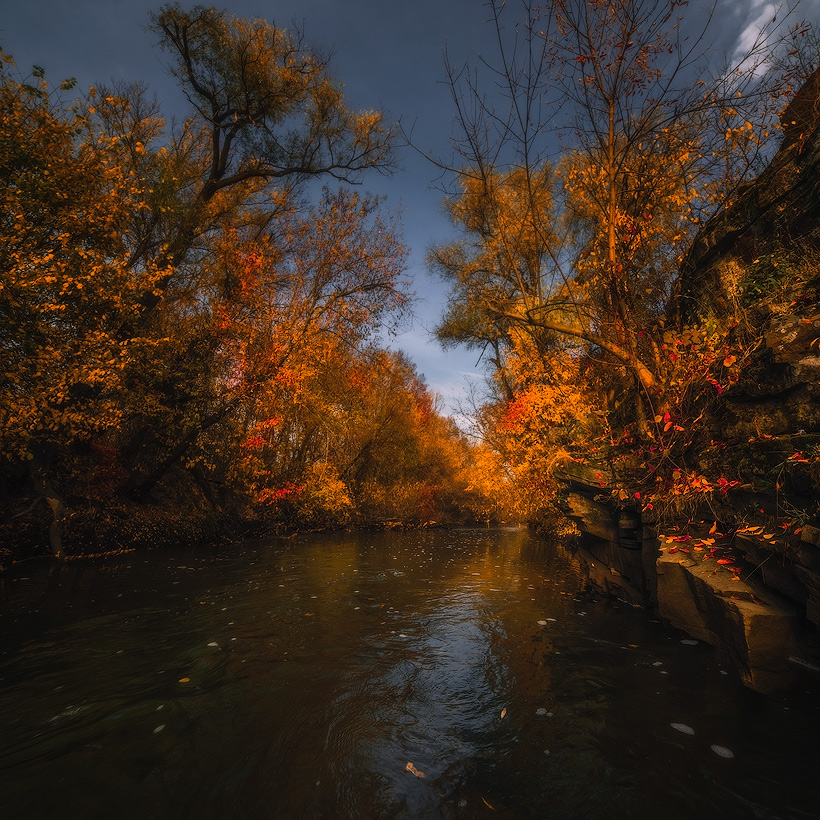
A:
1;528;818;819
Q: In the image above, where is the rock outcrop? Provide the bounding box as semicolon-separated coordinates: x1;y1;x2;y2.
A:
655;530;804;693
676;67;820;326
553;71;820;691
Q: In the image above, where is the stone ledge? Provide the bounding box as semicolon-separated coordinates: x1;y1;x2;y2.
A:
656;549;802;692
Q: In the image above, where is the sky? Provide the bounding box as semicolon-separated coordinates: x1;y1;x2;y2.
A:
2;0;817;419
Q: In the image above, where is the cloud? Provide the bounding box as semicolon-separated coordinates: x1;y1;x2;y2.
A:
734;2;778;57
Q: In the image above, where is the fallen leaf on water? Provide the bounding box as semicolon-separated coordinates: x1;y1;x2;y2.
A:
711;744;735;759
500;707;507;719
153;725;166;734
681;639;698;645
709;521;718;535
178;677;190;683
405;762;425;779
482;797;495;810
670;722;695;735
717;558;733;565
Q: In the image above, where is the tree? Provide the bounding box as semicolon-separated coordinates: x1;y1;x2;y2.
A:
0;6;410;556
432;0;800;440
108;4;404;499
0;56;169;554
123;3;395;319
121;184;409;501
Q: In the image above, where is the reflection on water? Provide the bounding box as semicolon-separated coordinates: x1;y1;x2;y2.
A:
1;528;819;819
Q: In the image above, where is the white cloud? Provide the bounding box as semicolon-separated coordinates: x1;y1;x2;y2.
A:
734;2;778;57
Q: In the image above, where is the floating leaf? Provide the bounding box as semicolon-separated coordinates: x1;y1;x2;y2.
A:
500;707;507;719
405;761;425;778
711;744;735;759
670;722;695;735
178;677;190;683
153;724;166;734
681;639;698;645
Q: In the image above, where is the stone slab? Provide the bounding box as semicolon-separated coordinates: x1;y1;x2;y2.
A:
656;549;801;692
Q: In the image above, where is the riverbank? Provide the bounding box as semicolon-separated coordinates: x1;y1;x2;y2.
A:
554;462;820;692
0;492;496;569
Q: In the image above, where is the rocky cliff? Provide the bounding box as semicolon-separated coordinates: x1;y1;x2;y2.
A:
555;70;820;692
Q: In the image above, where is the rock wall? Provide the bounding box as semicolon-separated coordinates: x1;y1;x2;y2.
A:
548;68;820;694
557;464;816;692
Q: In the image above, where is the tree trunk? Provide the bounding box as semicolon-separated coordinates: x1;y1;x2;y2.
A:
30;454;65;559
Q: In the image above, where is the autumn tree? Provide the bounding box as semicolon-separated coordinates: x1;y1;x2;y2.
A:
431;0;803;511
0;6;411;556
0;57;173;554
223;347;478;529
107;4;400;495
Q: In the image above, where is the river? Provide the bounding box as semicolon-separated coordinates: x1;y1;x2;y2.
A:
1;527;818;819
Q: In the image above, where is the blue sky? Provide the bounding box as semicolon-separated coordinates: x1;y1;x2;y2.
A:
2;0;817;419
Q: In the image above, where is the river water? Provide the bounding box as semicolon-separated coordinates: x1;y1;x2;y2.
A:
1;527;818;819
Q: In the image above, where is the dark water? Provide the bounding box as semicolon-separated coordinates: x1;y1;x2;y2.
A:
1;528;819;820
